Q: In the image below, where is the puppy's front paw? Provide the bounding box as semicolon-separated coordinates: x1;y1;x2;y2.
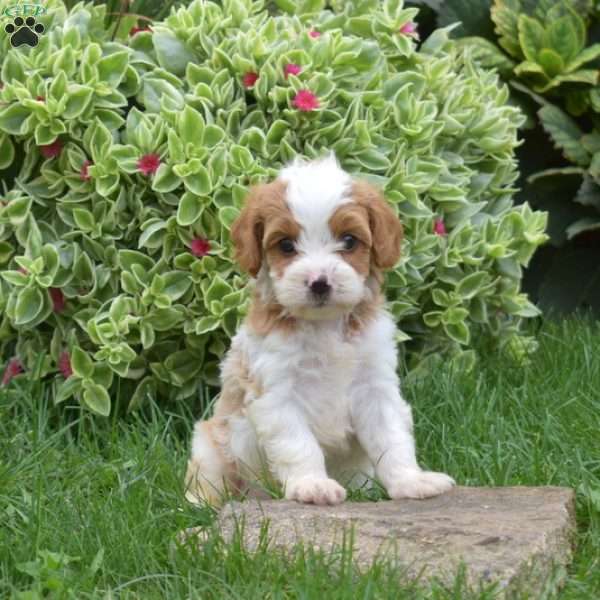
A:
387;469;455;500
285;476;347;505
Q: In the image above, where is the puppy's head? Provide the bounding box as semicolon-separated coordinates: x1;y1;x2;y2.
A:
231;155;403;321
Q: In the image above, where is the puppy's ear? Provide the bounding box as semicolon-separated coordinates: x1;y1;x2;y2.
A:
353;181;403;270
230;186;265;277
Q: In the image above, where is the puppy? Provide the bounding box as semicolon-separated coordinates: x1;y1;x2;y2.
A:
185;155;455;506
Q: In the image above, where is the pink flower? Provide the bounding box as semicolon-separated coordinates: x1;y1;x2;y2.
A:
242;72;259;88
49;287;66;313
399;21;419;39
130;25;152;36
18;267;27;275
80;160;92;182
190;237;211;257
2;358;23;385
309;30;321;38
137;153;161;176
58;351;73;379
284;63;302;78
39;139;63;159
433;218;447;236
292;89;320;112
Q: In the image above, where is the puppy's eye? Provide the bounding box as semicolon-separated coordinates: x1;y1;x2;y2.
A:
278;238;296;255
341;234;357;251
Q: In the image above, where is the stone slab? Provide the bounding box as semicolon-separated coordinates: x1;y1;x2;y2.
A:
186;486;575;597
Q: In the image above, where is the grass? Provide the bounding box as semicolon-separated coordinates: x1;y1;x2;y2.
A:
1;317;599;598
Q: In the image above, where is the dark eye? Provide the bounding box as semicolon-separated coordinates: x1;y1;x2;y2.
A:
341;234;357;251
278;238;296;255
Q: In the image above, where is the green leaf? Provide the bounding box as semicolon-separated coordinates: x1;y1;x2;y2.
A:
443;321;470;345
63;85;94;119
568;43;600;71
128;376;156;411
73;208;96;232
0;134;15;169
152;164;181;193
518;15;546;63
205;275;233;304
15;286;44;326
547;16;581;65
177;192;204;226
492;0;523;58
82;381;111;416
538;104;589;166
144;308;183;331
455;37;516;76
195;315;221;335
0;103;31;135
152;29;195;76
178;105;205;146
55;377;82;404
537;49;564;78
183;166;212;195
456;272;490;298
97;51;130;88
1;270;28;286
162;272;191;300
71;346;94;379
438;0;496;39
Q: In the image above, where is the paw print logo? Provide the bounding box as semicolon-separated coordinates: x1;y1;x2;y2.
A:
5;16;45;47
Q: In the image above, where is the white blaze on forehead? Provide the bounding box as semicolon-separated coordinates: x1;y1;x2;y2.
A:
278;155;353;247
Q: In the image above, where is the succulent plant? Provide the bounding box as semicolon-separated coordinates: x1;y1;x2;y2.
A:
0;0;547;414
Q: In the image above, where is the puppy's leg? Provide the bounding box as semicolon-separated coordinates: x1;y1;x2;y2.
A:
185;420;238;505
247;392;346;505
351;375;455;500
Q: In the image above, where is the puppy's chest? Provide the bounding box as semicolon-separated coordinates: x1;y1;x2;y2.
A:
290;331;359;447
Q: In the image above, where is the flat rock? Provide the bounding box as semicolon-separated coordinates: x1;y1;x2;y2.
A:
186;486;575;597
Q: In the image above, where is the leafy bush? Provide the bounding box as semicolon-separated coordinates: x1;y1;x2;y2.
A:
0;0;547;414
433;0;600;311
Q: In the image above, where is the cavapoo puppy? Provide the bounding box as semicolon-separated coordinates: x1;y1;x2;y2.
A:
185;154;455;506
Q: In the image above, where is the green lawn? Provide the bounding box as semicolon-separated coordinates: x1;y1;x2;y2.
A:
1;318;599;599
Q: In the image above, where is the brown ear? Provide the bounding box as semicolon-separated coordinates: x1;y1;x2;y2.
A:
230;186;265;277
353;181;403;270
230;181;289;277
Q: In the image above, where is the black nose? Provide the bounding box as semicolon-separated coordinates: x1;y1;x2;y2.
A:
310;276;331;298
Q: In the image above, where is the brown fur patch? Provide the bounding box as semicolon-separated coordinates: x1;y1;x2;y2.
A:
246;290;296;337
345;278;384;336
230;181;298;277
328;203;372;277
352;181;403;270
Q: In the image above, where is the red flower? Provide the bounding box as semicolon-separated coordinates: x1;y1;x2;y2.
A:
130;25;152;36
292;89;320;112
49;287;66;313
39;139;63;159
399;21;419;39
58;351;73;379
80;160;92;182
434;218;447;236
137;153;161;176
242;72;259;88
36;95;45;101
2;358;23;385
284;63;302;78
190;237;211;257
309;30;321;38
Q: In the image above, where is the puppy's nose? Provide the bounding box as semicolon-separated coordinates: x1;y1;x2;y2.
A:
310;276;331;299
